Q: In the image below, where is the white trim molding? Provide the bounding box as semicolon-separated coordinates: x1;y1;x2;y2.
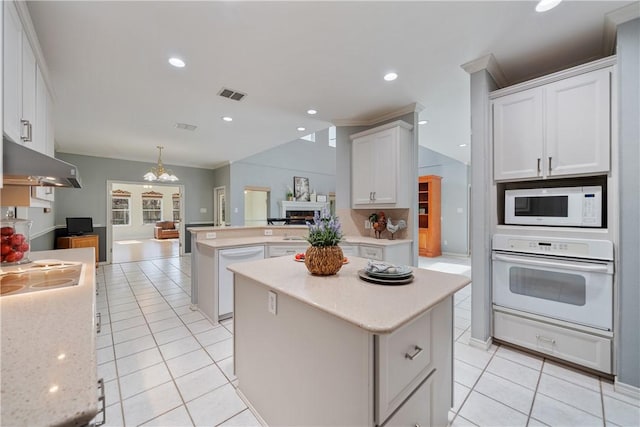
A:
461;53;508;88
614;379;640;400
469;336;494;351
332;102;424;127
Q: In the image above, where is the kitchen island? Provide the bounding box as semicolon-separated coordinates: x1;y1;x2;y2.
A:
228;255;470;426
0;248;99;427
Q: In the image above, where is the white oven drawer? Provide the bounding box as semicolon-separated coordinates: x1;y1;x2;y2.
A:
494;308;612;374
376;310;433;424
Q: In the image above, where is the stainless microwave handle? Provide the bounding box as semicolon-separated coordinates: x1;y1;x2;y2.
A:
493;253;610;273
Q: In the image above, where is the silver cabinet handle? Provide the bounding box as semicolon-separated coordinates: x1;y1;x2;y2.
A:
96;312;102;334
536;334;556;345
96;378;106;426
537;158;541;174
548;156;552;172
21;119;33;142
405;345;423;360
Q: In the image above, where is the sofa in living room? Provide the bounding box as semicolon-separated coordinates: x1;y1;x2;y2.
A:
154;221;179;239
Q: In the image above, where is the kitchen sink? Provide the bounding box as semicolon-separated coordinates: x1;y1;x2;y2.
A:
0;261;83;297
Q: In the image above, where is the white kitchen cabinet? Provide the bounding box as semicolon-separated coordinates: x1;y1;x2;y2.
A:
545;68;611;177
339;244;358;257
493;66;612;181
493;87;544;181
3;1;23;144
351;121;413;208
21;32;37;149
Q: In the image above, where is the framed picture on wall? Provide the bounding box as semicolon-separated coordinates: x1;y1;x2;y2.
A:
293;176;310;202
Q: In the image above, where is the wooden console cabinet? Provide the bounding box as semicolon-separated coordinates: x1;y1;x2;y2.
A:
57;235;99;266
418;175;442;257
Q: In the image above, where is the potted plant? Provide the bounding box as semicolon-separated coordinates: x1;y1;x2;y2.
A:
286;186;294;201
304;208;344;275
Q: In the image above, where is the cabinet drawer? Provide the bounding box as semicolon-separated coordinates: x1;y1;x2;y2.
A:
339;244;358;257
359;245;383;260
493;309;612;373
376;310;433;423
267;244;308;258
381;370;434;427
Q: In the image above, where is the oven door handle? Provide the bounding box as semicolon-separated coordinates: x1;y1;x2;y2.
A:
492;253;611;273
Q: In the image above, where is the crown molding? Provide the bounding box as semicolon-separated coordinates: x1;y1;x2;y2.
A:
332;102;424;127
461;53;508;88
604;3;640;55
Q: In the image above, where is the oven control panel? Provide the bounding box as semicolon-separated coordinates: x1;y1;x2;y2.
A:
492;234;613;260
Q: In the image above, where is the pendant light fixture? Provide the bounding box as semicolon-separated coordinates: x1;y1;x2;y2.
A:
143;146;178;182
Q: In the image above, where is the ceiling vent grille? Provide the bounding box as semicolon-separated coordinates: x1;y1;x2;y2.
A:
218;87;247;101
175;123;197;131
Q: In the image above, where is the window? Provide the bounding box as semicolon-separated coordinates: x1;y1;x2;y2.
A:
111;189;131;225
172;193;181;222
141;191;163;224
328;126;336;147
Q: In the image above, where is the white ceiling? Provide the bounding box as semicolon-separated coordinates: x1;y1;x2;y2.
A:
27;1;635;169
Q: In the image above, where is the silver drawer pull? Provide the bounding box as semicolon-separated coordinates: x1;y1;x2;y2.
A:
536;334;556;345
96;312;102;334
96;378;106;426
405;345;423;360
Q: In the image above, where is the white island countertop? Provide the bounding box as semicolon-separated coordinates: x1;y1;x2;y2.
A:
228;255;470;333
0;249;98;427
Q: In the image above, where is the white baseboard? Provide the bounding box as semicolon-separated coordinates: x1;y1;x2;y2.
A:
469;335;493;351
614;379;640;400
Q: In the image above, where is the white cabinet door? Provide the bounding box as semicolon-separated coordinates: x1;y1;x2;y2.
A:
545;68;611;177
33;66;48;154
218;246;265;319
21;32;37;149
3;1;23;143
381;373;434;427
352;126;401;207
493;87;544;181
45;88;55;156
352;134;376;205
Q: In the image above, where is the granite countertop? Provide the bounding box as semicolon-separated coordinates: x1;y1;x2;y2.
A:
197;235;412;250
228;255;470;333
0;249;98;427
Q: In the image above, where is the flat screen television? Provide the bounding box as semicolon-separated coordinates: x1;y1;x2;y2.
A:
66;217;94;236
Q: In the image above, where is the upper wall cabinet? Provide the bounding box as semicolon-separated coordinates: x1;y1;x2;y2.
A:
493;66;612;181
3;1;53;155
350;121;413;209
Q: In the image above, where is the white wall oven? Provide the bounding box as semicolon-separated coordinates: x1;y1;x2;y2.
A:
504;186;602;227
492;235;615;373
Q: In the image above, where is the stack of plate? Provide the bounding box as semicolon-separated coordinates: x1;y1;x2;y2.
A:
358;264;414;285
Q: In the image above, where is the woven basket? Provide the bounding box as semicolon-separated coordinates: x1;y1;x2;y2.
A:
304;245;344;276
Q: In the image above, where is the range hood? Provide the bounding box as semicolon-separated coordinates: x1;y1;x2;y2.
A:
3;138;81;188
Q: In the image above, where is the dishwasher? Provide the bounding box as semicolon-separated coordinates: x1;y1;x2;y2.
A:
218;246;265;319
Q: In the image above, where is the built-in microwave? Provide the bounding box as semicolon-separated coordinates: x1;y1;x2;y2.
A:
505;186;602;227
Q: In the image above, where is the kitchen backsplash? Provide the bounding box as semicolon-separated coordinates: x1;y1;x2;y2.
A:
338;208;410;240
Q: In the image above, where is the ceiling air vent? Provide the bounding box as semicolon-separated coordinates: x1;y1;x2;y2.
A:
218;87;246;101
175;123;197;131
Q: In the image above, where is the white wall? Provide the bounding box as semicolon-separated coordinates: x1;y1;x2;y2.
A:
112;183;180;241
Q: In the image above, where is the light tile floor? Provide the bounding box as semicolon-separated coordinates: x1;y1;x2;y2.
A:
94;255;640;426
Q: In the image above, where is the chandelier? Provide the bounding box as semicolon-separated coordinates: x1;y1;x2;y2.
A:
143;146;179;182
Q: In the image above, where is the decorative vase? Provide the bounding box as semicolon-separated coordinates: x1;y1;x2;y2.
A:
304;245;344;276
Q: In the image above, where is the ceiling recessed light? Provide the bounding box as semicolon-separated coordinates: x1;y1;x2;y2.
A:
535;0;562;12
459;144;468;147
384;72;398;81
222;116;233;122
418;120;428;125
297;127;306;131
168;57;185;68
307;109;317;115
